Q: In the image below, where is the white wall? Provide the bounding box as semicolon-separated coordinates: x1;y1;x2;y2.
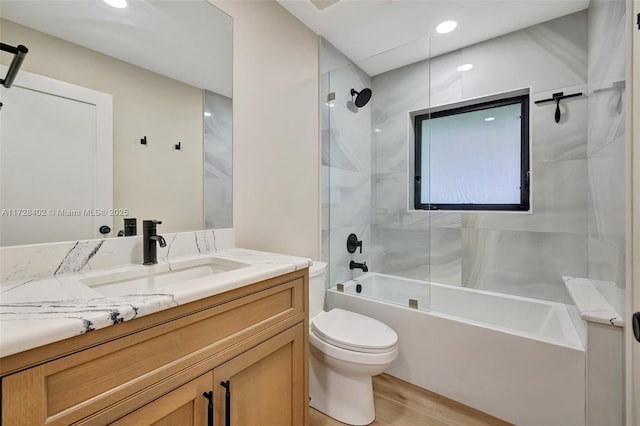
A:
212;0;320;259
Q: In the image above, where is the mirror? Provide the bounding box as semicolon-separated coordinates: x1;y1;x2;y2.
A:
0;0;232;247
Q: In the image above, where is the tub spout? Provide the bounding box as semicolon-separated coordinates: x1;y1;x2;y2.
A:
350;260;368;272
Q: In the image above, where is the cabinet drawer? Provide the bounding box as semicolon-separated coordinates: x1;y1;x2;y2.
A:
1;277;304;425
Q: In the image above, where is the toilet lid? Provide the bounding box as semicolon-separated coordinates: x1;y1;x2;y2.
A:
311;308;398;354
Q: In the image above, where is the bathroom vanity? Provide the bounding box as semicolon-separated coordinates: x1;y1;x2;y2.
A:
0;246;310;425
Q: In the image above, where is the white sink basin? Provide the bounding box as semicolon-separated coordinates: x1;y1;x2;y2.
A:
80;256;250;297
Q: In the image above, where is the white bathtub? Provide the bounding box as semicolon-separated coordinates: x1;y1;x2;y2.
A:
326;272;586;426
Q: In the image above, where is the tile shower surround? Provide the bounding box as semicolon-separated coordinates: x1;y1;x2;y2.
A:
204;91;233;230
323;8;624;303
586;0;626;288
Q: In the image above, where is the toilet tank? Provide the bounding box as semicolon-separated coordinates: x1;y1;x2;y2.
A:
309;261;327;320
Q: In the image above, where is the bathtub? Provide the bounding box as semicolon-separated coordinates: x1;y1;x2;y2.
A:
326;272;586;426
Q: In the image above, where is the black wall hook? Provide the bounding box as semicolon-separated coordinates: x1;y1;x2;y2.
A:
534;91;582;124
140;136;147;145
174;141;181;150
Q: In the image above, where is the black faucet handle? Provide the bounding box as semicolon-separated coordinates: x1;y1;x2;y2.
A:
347;233;363;253
143;219;163;228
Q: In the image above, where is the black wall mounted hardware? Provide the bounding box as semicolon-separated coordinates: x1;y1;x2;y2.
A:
140;136;147;145
99;225;111;235
633;312;640;343
636;12;639;29
202;391;214;426
221;380;231;426
174;141;182;150
534;91;582;123
350;260;368;272
346;233;363;253
350;88;372;108
1;43;28;89
124;218;137;236
0;42;28;111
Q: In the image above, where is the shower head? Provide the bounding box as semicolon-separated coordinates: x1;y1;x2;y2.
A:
350;88;372;108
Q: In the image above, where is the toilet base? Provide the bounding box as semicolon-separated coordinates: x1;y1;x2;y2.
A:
309;351;375;425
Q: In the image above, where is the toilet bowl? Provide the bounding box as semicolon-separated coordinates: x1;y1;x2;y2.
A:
308;261;398;425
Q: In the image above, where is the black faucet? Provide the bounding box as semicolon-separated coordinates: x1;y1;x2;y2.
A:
143;220;166;265
349;260;368;272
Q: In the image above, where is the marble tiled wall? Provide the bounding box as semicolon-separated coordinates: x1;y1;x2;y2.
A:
586;0;626;289
371;11;590;302
320;40;372;287
204;90;233;230
0;228;236;283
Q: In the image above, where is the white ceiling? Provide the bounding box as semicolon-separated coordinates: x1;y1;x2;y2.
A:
277;0;590;76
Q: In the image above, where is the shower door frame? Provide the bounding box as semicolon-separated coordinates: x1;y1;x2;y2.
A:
629;0;640;422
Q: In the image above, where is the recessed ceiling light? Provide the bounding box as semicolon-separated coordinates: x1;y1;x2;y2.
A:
204;112;212;117
484;117;496;122
436;20;457;34
104;0;127;8
457;63;474;72
374;128;382;133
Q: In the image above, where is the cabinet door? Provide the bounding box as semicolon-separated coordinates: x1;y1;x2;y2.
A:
110;372;214;426
213;324;306;426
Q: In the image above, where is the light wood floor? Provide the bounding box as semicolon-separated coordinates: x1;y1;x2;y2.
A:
309;374;513;426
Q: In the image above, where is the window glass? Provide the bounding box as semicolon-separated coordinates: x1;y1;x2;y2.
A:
414;94;529;211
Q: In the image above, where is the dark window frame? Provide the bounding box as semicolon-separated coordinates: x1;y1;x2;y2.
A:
414;93;530;211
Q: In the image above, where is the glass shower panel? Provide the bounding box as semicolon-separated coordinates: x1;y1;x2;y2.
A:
326;58;373;291
321;35;432;313
368;38;433;312
424;47;467;314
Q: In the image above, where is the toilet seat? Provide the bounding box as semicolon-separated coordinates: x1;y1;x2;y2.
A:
311;308;398;354
309;330;398;367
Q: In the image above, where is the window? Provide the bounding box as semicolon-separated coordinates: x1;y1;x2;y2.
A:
414;91;530;211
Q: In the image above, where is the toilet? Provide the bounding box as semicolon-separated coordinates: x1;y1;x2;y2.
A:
308;261;398;425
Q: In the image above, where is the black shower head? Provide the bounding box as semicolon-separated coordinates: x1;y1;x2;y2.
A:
350;88;372;107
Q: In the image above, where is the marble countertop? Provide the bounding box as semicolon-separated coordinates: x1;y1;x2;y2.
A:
562;276;624;327
0;248;311;358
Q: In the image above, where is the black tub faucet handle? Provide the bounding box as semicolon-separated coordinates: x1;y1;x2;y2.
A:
347;233;363;253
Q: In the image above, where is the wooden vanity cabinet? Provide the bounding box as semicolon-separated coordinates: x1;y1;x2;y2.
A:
109;372;213;426
0;269;309;426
